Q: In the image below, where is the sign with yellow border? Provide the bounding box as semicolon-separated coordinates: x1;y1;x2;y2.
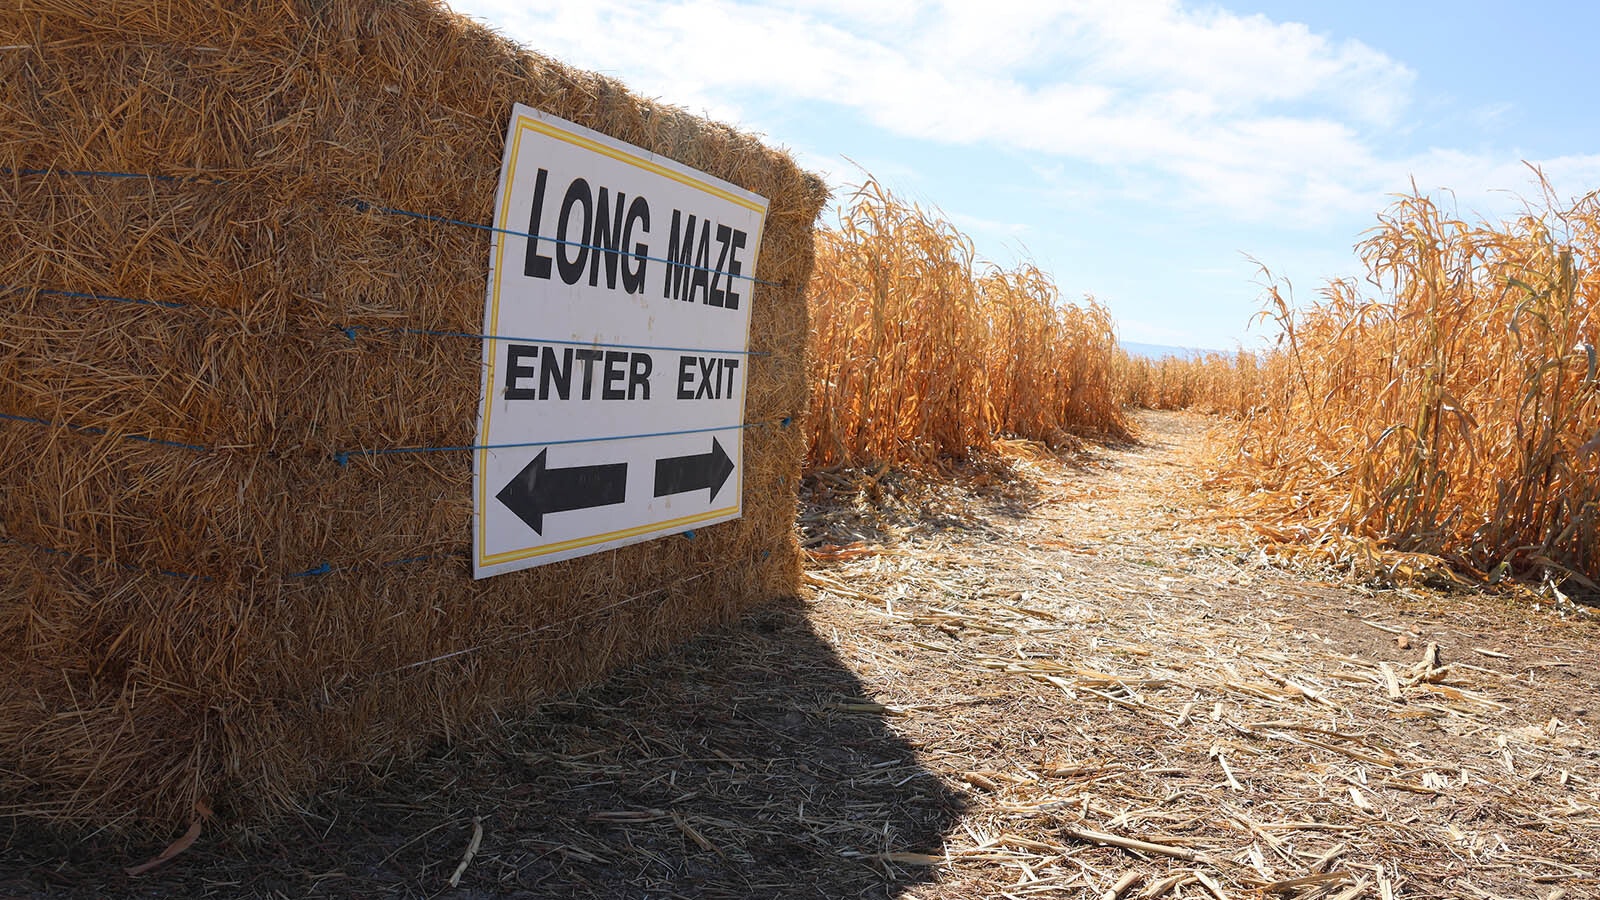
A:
472;105;768;578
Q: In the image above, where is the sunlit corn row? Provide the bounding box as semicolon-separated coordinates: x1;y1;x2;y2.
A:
1216;184;1600;582
1114;350;1263;417
981;264;1126;445
806;179;1126;470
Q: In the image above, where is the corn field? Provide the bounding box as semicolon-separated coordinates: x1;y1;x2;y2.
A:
806;180;1126;470
1115;350;1262;417
1214;185;1600;583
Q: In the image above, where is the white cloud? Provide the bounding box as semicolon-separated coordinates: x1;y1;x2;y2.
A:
1061;0;1412;124
447;0;1589;226
1367;150;1600;225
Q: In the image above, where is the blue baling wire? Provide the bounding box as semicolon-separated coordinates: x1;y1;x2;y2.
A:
0;167;224;184
0;167;785;287
3;532;465;583
0;411;208;452
339;323;771;359
350;198;782;288
334;419;780;466
0;534;212;582
4;165;794;573
3;407;790;465
7;285;777;359
1;285;188;310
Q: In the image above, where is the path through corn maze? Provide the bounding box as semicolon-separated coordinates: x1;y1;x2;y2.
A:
798;410;1600;900
5;411;1597;899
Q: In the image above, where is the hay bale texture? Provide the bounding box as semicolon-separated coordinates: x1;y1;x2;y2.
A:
0;0;827;830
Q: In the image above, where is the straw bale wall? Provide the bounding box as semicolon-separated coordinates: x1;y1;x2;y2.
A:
0;0;827;829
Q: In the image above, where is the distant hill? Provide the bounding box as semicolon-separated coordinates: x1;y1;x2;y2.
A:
1119;341;1224;360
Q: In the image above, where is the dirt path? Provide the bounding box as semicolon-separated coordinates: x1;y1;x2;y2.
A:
802;410;1600;899
5;412;1598;899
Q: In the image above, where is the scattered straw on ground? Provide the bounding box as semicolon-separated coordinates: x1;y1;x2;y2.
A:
801;411;1599;900
4;411;1596;899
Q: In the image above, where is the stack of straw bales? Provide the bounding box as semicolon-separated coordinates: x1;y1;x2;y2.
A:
0;0;827;830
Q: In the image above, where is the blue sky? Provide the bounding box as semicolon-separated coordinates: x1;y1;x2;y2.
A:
447;0;1600;351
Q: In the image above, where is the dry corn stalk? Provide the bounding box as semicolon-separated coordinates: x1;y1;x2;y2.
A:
1213;173;1600;584
807;178;1126;469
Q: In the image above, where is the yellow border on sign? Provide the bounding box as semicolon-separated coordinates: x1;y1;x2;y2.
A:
520;118;766;215
477;112;764;568
496;505;739;563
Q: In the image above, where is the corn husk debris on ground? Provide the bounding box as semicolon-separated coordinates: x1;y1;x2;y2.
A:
4;412;1594;898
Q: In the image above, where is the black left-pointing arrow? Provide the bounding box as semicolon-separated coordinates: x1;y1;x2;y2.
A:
496;449;628;535
653;436;736;502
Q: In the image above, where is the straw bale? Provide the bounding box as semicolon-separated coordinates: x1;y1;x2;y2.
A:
0;0;827;830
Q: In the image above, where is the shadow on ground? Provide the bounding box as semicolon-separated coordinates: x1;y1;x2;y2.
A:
798;429;1135;551
2;599;964;899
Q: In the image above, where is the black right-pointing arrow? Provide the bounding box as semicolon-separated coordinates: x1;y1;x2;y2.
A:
496;449;628;535
653;436;736;502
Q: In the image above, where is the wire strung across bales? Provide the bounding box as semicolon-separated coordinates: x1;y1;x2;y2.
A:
1212;181;1600;587
0;0;826;830
806;179;1126;471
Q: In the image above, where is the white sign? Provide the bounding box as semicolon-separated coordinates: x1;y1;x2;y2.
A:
472;105;769;578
